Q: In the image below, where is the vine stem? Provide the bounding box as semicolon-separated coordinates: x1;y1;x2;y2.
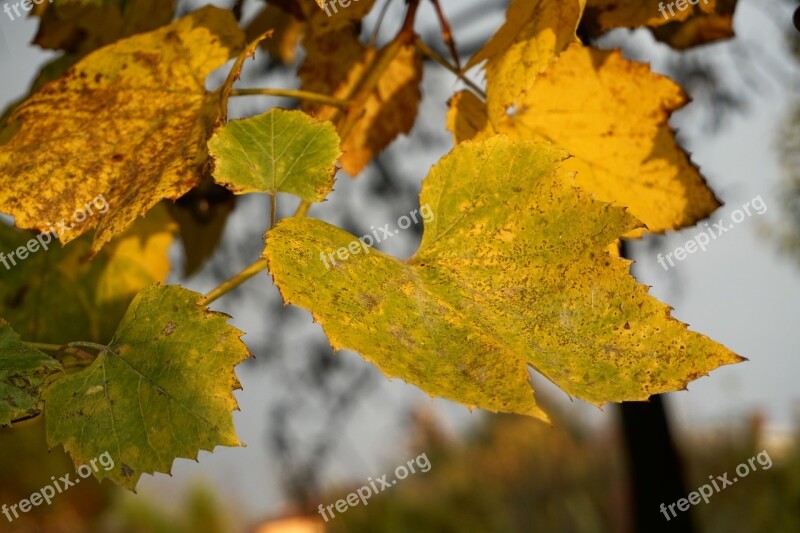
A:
270;194;278;229
219;30;274;122
230;88;350;108
333;0;421;139
199;259;270;307
24;341;102;366
200;1;422;307
23;342;61;352
64;341;109;354
368;0;395;48
429;0;461;71
200;189;313;306
293;201;311;218
414;38;486;99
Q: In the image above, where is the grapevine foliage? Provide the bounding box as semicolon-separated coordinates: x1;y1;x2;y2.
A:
0;0;741;490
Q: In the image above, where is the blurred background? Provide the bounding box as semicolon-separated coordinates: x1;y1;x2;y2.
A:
1;0;800;531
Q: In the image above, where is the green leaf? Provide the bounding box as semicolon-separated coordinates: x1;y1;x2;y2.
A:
0;320;62;427
209;109;341;202
265;137;742;419
44;285;251;490
0;204;176;345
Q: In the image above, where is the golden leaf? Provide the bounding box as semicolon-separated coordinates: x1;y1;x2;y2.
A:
466;0;586;120
582;0;737;48
300;29;423;175
0;6;244;252
32;0;176;54
266;137;742;419
450;44;721;233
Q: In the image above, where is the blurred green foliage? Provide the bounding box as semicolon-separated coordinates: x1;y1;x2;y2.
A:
2;408;798;532
326;409;800;533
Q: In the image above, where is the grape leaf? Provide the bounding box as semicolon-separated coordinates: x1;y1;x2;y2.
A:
0;54;79;145
265;137;742;419
0;205;176;345
446;90;490;146
44;284;251;490
465;0;585;120
248;0;375;49
296;0;418;176
302;0;376;36
450;44;721;234
168;186;236;277
648;2;737;50
0;6;244;252
31;0;175;54
208;109;342;202
584;0;726;30
300;29;423;176
582;0;737;48
0;320;62;427
245;4;305;63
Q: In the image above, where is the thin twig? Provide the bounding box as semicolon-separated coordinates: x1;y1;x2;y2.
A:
230;88;350;107
294;201;311;218
199;259;270;306
23;342;61;352
415;37;486;99
369;0;396;48
429;0;461;71
219;31;274;121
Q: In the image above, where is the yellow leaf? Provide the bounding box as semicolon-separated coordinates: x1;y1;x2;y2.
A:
446;90;493;145
0;6;244;253
586;0;703;28
466;0;585;120
304;0;376;36
300;30;423;175
649;4;737;50
299;28;366;110
297;0;418;176
0;204;176;345
582;0;737;48
245;4;305;63
337;45;423;176
266;137;742;418
449;44;721;233
32;0;176;54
